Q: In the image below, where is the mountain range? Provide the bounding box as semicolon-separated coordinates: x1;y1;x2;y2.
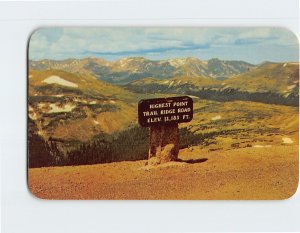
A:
125;61;299;105
29;57;255;84
28;56;299;144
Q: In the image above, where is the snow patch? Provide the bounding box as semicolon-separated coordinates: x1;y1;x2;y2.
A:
43;76;78;88
29;112;37;120
38;103;47;109
28;106;37;120
287;85;296;90
168;81;174;87
222;85;231;89
168;59;186;67
54;94;64;97
253;145;272;148
188;95;199;99
48;103;76;113
211;115;222;121
74;98;87;103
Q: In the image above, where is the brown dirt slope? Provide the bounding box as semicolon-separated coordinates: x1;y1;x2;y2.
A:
28;145;298;200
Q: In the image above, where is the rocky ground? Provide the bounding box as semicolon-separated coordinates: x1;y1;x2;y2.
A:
28;144;298;200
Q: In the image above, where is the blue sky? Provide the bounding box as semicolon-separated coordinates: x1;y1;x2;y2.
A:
29;27;299;64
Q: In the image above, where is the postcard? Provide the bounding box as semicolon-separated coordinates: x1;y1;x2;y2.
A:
27;27;299;200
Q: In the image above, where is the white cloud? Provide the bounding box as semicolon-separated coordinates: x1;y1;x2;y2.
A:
28;27;299;63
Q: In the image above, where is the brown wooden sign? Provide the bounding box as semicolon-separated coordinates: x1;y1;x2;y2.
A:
138;96;193;127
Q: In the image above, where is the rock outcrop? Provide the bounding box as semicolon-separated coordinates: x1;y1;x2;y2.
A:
147;124;179;165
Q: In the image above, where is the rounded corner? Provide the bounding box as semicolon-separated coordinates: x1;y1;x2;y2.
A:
27;175;50;200
27;27;44;63
276;27;299;47
28;27;43;48
281;177;299;200
138;99;145;105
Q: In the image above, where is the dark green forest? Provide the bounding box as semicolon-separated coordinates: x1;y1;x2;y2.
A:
28;121;210;168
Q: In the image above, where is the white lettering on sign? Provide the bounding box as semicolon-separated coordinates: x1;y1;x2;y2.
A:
177;107;191;113
160;109;176;115
149;103;171;109
143;110;158;116
172;101;188;107
138;96;193;127
147;117;162;123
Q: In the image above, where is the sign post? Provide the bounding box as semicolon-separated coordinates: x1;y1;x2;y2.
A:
138;96;193;165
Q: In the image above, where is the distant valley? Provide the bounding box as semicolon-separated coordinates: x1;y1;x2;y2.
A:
125;62;299;106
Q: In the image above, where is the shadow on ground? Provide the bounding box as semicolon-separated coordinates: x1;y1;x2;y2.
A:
177;158;208;164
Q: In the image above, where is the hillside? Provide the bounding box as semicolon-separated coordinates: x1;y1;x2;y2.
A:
28;69;138;142
28;96;299;167
125;62;299;106
29;57;255;84
225;62;299;94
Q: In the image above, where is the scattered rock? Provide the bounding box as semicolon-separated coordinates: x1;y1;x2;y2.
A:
282;137;293;144
140;161;187;171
